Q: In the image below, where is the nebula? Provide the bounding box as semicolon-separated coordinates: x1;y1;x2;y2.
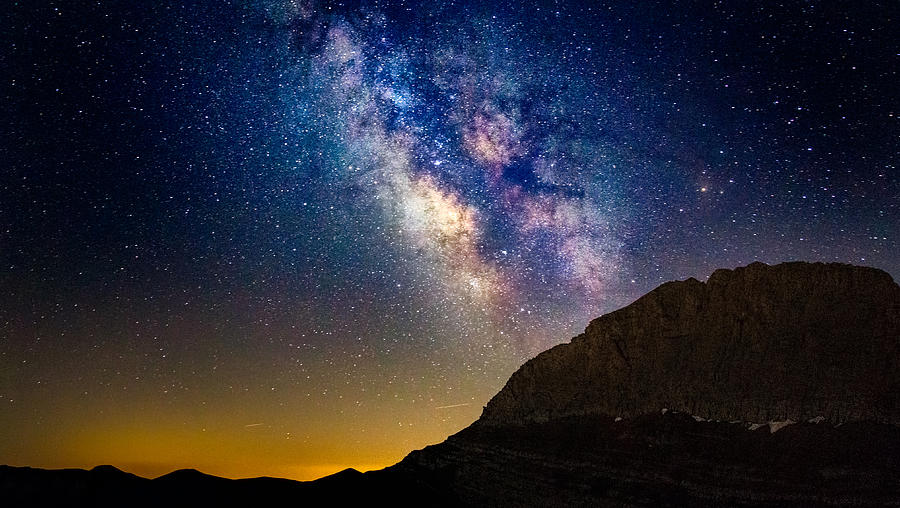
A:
463;108;524;175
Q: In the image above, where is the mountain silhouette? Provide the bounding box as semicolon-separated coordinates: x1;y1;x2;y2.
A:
390;262;900;506
3;262;898;506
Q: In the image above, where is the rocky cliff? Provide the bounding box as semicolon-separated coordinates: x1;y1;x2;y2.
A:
480;261;900;427
389;262;900;506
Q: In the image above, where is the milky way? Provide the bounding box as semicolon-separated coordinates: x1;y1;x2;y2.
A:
2;0;897;481
286;7;629;336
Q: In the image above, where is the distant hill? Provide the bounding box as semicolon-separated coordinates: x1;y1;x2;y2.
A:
4;262;899;506
0;463;448;507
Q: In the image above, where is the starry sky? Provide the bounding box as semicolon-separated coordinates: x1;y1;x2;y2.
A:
2;0;897;481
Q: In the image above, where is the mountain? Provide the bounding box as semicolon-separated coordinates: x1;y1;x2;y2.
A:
389;261;900;506
3;262;898;506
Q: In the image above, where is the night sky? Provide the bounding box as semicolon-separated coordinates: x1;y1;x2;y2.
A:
2;0;897;481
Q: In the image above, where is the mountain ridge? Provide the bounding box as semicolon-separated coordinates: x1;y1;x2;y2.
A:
4;261;899;506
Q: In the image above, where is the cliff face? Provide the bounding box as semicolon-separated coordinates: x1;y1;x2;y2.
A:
480;262;900;426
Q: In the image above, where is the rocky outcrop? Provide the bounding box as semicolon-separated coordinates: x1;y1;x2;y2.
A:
480;262;900;426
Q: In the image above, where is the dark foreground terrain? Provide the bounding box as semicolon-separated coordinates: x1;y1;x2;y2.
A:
4;262;899;506
0;462;449;507
4;415;899;507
